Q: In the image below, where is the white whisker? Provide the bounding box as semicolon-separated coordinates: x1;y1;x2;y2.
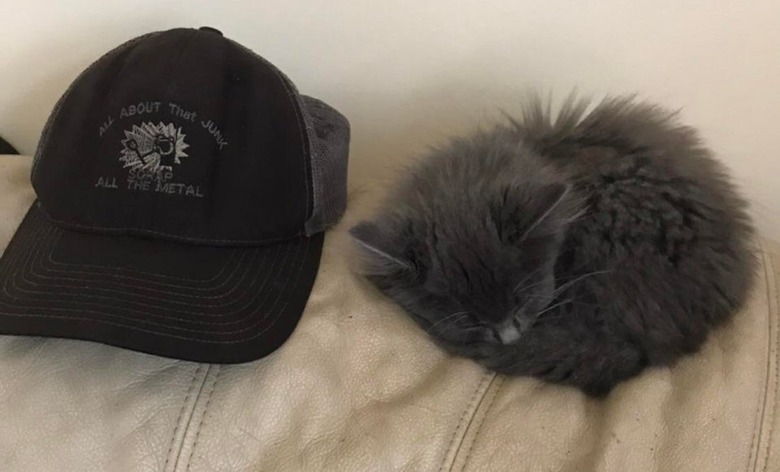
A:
552;270;612;296
428;311;471;335
535;298;573;318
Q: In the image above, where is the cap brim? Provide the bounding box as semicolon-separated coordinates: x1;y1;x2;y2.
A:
0;202;323;363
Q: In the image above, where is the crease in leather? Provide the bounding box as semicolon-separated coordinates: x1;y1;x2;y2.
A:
439;371;498;472
753;241;780;472
165;364;216;472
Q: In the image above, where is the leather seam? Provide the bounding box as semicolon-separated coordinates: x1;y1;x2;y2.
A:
185;365;222;471
746;241;776;472
461;376;504;471
170;364;212;472
760;243;779;472
163;364;202;472
438;371;497;472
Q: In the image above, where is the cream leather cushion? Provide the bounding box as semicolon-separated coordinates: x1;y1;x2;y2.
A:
0;154;778;472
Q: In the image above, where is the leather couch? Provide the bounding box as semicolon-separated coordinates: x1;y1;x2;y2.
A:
1;154;778;471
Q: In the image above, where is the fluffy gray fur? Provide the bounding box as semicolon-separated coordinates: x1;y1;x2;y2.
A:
350;95;757;396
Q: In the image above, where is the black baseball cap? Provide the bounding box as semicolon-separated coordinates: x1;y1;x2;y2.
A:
0;27;350;363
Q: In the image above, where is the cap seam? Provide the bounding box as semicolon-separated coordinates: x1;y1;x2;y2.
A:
146;29;200;231
297;96;322;234
28;208;246;286
32;32;157;182
7;225;294;326
35;30;323;243
41;202;310;246
29;219;273;301
0;230;315;342
299;95;350;235
225;38;313;221
21;230;276;312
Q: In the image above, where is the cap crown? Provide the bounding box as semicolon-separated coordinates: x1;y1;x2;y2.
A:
33;28;319;245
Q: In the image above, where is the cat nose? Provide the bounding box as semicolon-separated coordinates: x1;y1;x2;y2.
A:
496;319;522;344
496;315;535;344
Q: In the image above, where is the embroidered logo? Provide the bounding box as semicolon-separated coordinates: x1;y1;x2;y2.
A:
119;122;189;174
95;102;228;198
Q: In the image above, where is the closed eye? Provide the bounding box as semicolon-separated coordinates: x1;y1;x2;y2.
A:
463;314;491;329
462;317;501;341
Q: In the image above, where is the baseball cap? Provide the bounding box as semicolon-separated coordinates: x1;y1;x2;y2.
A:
0;27;350;363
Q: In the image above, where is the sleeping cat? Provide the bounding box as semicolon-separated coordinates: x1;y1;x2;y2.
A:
350;95;757;396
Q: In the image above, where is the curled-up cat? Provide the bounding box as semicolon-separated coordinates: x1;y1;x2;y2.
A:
350;95;757;396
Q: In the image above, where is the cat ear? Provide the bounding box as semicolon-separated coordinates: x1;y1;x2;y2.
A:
494;183;572;243
349;221;414;272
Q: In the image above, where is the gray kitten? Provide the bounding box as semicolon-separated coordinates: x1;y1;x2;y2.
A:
350;95;757;396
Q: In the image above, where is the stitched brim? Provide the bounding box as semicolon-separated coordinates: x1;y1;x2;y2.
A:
0;202;323;363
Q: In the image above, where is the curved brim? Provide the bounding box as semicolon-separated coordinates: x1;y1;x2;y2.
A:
0;202;324;363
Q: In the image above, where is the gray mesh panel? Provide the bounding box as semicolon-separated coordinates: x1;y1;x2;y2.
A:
299;96;350;235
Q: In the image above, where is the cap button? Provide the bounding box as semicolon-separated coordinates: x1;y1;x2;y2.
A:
199;26;222;36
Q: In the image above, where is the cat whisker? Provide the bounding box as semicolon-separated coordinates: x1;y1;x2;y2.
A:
552;270;612;296
518;184;572;241
530;298;574;324
460;323;486;331
428;311;471;335
533;315;567;325
515;270;611;303
514;278;550;296
521;294;556;301
512;267;545;293
435;316;471;337
534;294;604;308
535;314;562;321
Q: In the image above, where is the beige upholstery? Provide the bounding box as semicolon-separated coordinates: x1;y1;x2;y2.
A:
0;154;778;471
